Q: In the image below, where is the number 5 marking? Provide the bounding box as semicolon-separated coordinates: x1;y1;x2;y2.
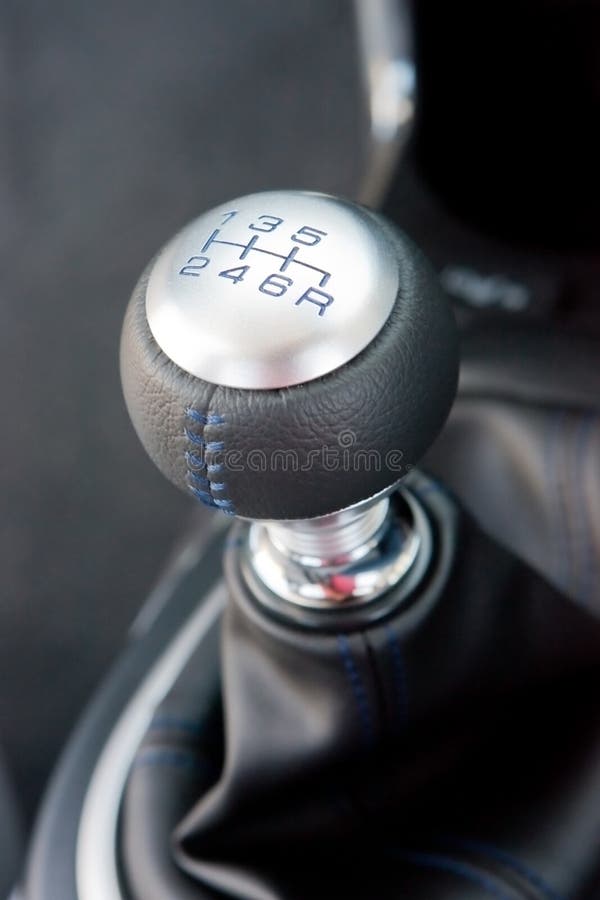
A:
291;225;327;246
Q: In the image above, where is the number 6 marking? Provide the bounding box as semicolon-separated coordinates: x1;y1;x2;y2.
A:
259;274;293;297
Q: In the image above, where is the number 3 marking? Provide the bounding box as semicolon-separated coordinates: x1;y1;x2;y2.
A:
249;215;284;233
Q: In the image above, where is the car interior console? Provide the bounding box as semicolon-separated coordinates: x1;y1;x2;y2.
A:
20;191;600;900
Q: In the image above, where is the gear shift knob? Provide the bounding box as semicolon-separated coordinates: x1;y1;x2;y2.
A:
121;190;458;521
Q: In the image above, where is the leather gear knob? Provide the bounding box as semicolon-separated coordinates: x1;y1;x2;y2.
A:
120;190;458;520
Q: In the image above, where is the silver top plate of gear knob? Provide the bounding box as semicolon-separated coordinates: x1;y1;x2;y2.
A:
145;190;399;389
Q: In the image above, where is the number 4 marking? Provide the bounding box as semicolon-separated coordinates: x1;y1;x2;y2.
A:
219;266;249;284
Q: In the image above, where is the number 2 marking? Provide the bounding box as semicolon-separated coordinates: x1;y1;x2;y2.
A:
179;255;210;276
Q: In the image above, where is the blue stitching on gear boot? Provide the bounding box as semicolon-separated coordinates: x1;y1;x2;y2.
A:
391;850;515;900
444;838;565;900
545;411;574;594
336;634;375;747
148;715;204;736
385;626;409;732
133;748;212;775
184;408;236;515
573;414;598;608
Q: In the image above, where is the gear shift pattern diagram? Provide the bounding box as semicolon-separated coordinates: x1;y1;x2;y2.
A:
120;190;458;614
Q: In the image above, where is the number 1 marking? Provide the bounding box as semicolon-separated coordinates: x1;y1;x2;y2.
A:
221;210;238;225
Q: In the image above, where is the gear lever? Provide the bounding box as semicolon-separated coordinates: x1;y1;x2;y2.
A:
119;195;462;899
120;190;458;618
117;193;600;900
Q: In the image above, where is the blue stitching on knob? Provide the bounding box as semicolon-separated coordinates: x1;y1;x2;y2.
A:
184;408;225;426
188;470;210;487
184;408;236;515
213;498;234;511
183;432;225;452
184;428;205;446
188;486;213;504
185;450;206;469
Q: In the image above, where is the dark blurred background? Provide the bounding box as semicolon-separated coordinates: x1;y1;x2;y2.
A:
3;0;600;828
0;0;363;821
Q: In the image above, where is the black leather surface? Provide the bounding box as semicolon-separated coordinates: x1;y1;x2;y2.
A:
25;325;600;900
121;480;600;899
425;326;600;610
122;621;223;900
456;326;600;411
120;221;458;520
22;518;226;900
0;746;22;898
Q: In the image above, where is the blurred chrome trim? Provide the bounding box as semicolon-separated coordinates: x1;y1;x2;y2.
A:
354;0;416;207
245;487;430;612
